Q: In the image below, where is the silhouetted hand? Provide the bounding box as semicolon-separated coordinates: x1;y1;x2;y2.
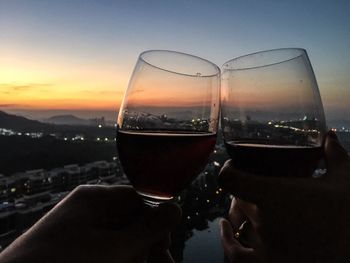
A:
219;131;350;263
0;185;181;263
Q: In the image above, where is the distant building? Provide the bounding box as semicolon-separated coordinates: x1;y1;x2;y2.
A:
0;175;18;201
19;170;52;206
48;168;69;193
24;169;52;195
89;117;106;127
86;161;115;183
63;165;82;190
0;202;17;243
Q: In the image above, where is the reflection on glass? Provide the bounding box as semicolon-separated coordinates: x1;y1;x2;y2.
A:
117;50;220;205
221;48;327;177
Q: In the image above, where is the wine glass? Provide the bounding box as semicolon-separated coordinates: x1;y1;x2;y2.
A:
221;48;327;177
117;50;220;205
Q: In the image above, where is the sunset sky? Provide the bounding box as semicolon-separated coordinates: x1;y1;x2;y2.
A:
1;0;349;121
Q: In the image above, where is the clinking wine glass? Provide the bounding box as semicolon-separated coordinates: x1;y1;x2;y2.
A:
221;48;327;177
117;50;220;205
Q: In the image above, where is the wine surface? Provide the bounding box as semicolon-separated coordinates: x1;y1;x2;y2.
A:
117;130;216;199
225;141;323;177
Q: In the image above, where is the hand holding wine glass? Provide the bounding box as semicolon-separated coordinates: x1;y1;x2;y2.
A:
219;131;350;263
0;185;182;263
117;50;220;205
219;48;349;262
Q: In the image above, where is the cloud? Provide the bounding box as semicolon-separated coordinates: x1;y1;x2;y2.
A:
100;90;124;95
0;104;18;108
11;85;32;91
81;90;124;95
0;83;52;92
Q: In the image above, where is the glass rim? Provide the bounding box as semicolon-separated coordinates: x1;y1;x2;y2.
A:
139;49;221;77
222;48;307;71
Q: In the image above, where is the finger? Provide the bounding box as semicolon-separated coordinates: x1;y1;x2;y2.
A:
219;160;314;205
220;219;257;263
226;199;261;250
324;131;350;172
228;198;247;232
73;184;139;200
71;185;145;227
71;185;143;213
44;185;144;229
220;218;235;246
236;199;258;224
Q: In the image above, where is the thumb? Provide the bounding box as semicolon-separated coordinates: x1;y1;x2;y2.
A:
324;130;349;171
220;218;256;262
220;218;235;250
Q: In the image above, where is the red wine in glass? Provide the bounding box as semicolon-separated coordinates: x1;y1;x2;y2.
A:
117;130;216;200
225;141;323;177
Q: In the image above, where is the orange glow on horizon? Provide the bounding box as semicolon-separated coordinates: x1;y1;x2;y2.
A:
0;49;132;111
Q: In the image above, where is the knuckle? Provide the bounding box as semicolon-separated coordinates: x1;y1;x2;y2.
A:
72;184;95;198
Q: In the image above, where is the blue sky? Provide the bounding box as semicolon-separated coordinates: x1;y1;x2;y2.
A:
1;0;349;120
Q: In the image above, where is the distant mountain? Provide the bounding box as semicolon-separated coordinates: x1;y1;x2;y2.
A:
44;115;90;126
0;110;53;132
0;110;115;139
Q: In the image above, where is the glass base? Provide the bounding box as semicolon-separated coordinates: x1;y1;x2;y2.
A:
136;190;174;207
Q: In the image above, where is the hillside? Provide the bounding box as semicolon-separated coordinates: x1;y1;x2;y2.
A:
0;110;54;132
0;135;116;175
0;110;115;139
44;114;90;126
